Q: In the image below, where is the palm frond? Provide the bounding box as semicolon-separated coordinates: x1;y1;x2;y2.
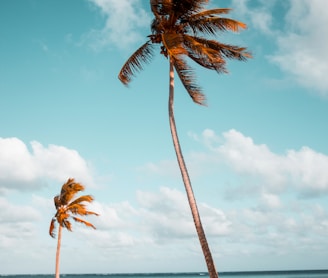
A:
190;8;232;17
60;178;85;205
151;0;173;16
187;11;247;35
151;0;209;18
57;211;70;225
150;0;161;17
49;218;56;238
174;0;209;18
54;195;61;209
67;203;88;215
67;202;99;217
192;36;252;61
172;56;205;105
72;217;97;229
162;32;205;104
62;219;72;231
183;34;227;73
162;33;188;57
84;210;99;216
68;195;94;207
118;41;155;85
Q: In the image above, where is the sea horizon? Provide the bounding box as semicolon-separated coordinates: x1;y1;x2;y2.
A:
2;269;328;277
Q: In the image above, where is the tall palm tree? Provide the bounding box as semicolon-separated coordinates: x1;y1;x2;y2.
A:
118;1;251;277
49;178;99;278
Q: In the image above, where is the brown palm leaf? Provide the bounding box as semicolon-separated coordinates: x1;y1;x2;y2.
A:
118;41;155;85
62;219;72;231
72;216;97;229
173;0;209;17
188;10;247;35
192;36;252;60
68;203;99;217
182;35;227;73
59;178;84;205
172;55;205;105
54;195;61;209
49;218;56;238
69;195;94;206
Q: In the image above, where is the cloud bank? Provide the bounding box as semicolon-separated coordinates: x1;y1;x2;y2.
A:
0;137;95;192
1;130;328;273
195;129;328;197
232;0;328;97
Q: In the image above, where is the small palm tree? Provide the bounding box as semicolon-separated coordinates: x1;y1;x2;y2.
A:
118;1;251;277
49;178;99;278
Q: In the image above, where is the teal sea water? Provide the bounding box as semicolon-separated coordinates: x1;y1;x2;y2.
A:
2;270;328;278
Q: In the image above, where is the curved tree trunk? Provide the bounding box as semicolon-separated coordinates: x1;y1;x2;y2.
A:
55;225;62;278
168;58;218;278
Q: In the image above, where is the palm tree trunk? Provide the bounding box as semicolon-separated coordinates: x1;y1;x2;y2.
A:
168;58;218;278
55;225;62;278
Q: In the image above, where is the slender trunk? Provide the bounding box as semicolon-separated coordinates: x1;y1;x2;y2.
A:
55;225;62;278
168;58;218;278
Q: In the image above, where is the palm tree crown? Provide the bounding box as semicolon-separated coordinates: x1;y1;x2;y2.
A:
119;0;251;105
49;178;98;238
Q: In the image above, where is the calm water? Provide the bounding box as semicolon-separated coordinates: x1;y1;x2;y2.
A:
2;270;328;278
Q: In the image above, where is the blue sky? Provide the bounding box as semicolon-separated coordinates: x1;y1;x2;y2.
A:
1;0;328;275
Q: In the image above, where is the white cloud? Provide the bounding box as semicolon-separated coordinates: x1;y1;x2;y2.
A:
0;197;41;250
83;186;231;252
136;187;223;239
0;137;95;192
86;0;150;50
90;200;138;230
141;190;192;239
270;0;328;95
199;129;328;196
231;0;276;35
0;197;41;224
140;128;328;197
233;0;328;96
2;130;328;273
1;181;328;274
260;193;282;210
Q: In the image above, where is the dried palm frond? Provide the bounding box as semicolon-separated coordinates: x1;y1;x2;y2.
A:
69;195;94;207
72;217;97;229
191;36;252;60
172;56;205;105
60;178;85;205
49;218;56;238
54;195;61;209
118;41;155;85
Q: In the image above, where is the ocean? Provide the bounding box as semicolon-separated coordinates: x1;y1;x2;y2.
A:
2;270;328;278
